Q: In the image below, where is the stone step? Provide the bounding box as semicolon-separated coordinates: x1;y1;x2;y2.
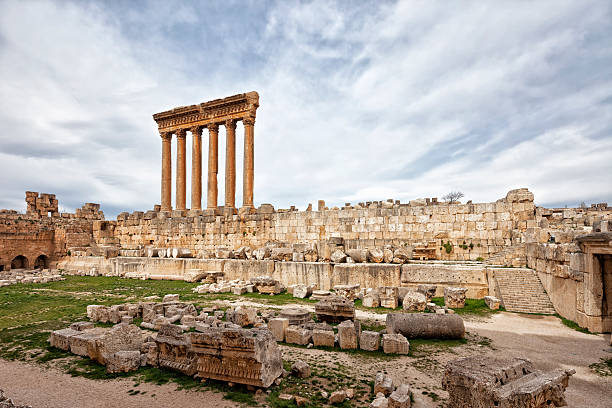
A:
494;268;556;315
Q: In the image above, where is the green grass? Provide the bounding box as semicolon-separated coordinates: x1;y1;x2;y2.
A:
589;357;612;376
556;315;594;334
430;297;504;316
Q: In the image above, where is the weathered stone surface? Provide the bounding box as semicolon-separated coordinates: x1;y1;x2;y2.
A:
368;248;384;263
346;249;368;263
253;276;283;294
371;393;389;408
329;390;348;404
268;318;289;342
442;356;574;408
311;290;332;300
253;247;271;260
291;360;311;378
70;321;94;331
69;328;106;357
444;287;468;308
229;306;257;327
285;326;312;345
375;372;394;396
333;284;360;300
331;250;347;263
359;330;380;351
392;247;413;264
312;328;335;347
402;291;427;311
416;284;437;302
382;334;409;354
191;327;283;388
48;328;79;351
338;320;358;349
163;294;180;303
380;287;399;309
484;295;501;310
155;324;196;375
315;296;355;323
386;313;465;339
106;350;141;373
279;308;311;326
363;291;380;308
270;248;293;261
87;305;109;323
292;284;312;298
88;323;143;365
388;384;411;408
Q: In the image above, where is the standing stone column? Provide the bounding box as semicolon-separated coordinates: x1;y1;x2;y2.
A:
207;123;219;209
160;132;172;211
225;119;237;209
176;129;187;210
242;117;255;208
191;126;203;210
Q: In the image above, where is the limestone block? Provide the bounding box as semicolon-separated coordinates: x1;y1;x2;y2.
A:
233;285;247;295
70;321;94;331
402;291;427;311
382;334;409;355
253;276;283;294
329;390;348;404
416;284;437;302
180;314;196;327
375;372;394;396
88;324;143;365
291;360;311;378
270;248;293;261
331;250;347;263
279;308;311;326
293;284;312;298
359;330;380;351
444;287;467;308
346;249;368;263
380;287;399;309
304;248;318;262
253;247;271;260
106;350;141;373
312;329;335;347
363;291;380;308
368;248;384;263
484;295;501;310
392;247;413;264
87;305;109;323
163;294;180;303
268;318;289;342
388;384;411;408
338;320;358;350
292;252;305;262
386;313;465;339
333;284;360;300
48;328;79;351
315;296;355;322
371;393;389;408
285;326;312;345
383;248;394;263
121;316;134;325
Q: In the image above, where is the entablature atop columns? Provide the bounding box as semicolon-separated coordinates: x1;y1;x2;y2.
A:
153;91;259;133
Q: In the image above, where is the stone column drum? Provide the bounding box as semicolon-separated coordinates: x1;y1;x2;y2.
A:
160;132;172;211
207;123;219;209
190;126;202;210
175;129;187;210
225;119;236;209
242;117;254;208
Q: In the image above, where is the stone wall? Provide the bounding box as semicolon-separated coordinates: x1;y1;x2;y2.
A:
100;188;538;266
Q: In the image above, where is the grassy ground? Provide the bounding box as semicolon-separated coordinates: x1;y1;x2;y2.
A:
0;276;492;407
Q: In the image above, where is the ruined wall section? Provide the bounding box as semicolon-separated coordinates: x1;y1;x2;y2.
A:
102;189;536;265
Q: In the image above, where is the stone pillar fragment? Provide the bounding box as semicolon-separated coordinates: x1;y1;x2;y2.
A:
225;119;237;209
191;126;203;210
175;129;187;210
242;117;255;208
207;123;219;209
160;132;172;211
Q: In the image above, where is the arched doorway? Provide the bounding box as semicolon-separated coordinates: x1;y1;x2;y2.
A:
11;255;29;269
34;254;49;269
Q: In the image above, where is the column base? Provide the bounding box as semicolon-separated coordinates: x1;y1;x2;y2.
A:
238;206;256;216
186;209;203;217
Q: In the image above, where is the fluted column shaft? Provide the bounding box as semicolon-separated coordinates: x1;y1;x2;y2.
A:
191;126;203;210
207;123;219;209
160;132;172;211
243;117;255;208
175;129;187;210
225;120;237;208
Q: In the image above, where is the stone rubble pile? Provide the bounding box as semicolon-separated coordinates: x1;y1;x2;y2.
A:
370;372;412;408
442;355;574;408
0;389;32;408
0;269;64;287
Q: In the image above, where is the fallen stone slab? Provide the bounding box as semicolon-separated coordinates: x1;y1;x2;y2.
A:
382;334;409;354
388;384;411;408
360;330;381;351
484;295;501;310
444;287;467;308
442;355;574;408
312;328;335;347
375;372;394;396
268;318;289;342
315;296;355;323
279;308;311;326
386;313;465;339
285;326;312;345
338;320;358;349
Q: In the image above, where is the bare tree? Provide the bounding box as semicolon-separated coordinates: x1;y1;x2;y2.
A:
580;201;587;209
442;191;464;203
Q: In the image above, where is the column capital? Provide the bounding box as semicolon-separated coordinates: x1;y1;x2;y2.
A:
207;123;219;133
160;131;172;141
190;125;203;136
175;128;187;138
225;119;237;130
243;117;255;126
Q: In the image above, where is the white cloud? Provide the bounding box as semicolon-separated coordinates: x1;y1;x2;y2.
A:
0;0;610;216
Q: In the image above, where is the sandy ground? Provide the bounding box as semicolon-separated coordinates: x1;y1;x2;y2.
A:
1;311;611;407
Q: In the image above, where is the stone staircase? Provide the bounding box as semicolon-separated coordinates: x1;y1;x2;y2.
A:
493;267;556;314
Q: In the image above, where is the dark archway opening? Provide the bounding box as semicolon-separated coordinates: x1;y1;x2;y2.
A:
34;254;49;269
11;255;29;269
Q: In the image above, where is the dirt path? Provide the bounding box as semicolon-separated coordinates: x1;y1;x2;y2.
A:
0;359;240;408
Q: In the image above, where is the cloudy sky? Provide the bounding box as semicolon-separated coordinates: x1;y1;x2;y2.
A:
1;0;611;216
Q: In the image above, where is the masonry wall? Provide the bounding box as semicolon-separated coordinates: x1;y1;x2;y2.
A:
100;188;538;265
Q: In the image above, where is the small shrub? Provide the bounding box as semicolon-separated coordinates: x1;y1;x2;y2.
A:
443;241;453;254
476;257;484;262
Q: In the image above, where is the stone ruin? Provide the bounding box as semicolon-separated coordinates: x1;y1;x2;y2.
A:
386;313;465;340
25;191;58;217
314;295;356;322
49;298;283;387
0;269;64;287
442;355;574;408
